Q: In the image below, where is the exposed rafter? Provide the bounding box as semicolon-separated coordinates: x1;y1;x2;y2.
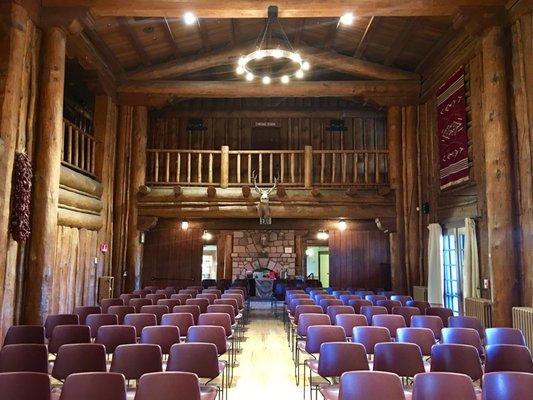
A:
354;16;378;58
81;19;124;75
161;17;180;58
116;16;151;67
323;19;338;50
42;1;507;18
198;20;211;53
383;18;420;66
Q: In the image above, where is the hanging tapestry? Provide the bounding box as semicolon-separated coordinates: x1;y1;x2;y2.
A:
437;66;469;189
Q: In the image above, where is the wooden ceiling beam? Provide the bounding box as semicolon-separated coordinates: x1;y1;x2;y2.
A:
161;17;180;58
383;18;419;66
126;41;419;81
116;16;151;67
42;1;507;18
116;80;420;107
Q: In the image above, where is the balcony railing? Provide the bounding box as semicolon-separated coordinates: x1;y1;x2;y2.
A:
62;119;98;177
146;146;388;188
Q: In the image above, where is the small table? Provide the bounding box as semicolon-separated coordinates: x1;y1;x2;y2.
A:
255;278;274;299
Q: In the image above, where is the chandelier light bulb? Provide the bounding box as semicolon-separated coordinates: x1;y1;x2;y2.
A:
291;53;302;63
281;75;290;84
302;61;310;71
295;69;304;79
183;12;197;25
238;57;246;66
262;76;271;85
236;66;245;75
340;12;355;26
245;72;254;81
273;48;283;58
256;50;265;60
338;220;347;231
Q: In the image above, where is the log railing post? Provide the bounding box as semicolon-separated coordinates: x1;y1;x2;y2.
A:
25;26;66;324
220;146;229;188
304;145;313;188
481;25;517;327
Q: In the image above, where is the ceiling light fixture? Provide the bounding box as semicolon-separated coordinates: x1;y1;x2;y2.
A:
202;231;212;240
339;12;354;26
181;221;189;230
317;231;329;240
236;6;310;84
183;11;197;25
338;220;347;231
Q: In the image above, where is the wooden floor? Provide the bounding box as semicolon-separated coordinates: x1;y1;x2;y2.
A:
228;301;301;399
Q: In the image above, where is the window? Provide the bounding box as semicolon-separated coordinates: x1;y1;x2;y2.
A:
202;245;217;280
442;228;466;315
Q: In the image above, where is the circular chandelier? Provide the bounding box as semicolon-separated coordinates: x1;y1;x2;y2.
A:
236;6;310;84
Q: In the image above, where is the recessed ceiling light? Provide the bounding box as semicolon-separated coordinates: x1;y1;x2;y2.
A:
183;11;197;25
340;12;354;26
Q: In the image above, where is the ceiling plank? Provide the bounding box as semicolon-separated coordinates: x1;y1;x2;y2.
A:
353;16;378;58
117;80;420;107
293;19;306;46
161;17;180;58
126;41;420;81
323;19;339;50
116;16;151;67
42;1;507;18
230;18;239;45
81;20;124;75
198;19;211;53
383;17;420;66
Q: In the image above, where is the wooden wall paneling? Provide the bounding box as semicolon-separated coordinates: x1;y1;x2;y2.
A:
511;12;533;307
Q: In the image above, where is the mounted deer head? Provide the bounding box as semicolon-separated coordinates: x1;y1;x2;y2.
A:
251;171;278;201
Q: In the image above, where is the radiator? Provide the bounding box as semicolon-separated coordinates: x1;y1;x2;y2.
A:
513;307;533;350
413;286;428;302
464;298;493;329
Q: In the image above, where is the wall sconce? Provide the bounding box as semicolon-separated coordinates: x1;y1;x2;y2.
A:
181;221;189;230
338;220;347;231
202;230;212;240
317;231;329;240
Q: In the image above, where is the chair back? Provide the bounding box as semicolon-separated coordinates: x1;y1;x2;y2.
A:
60;372;126;400
110;344;163;380
2;325;44;346
338;371;406;400
51;343;106;380
482;372;533;400
0;372;51;400
412;372;476;400
352;326;391;355
374;342;425;378
0;344;48;374
318;342;369;377
430;343;483;381
484;344;533;373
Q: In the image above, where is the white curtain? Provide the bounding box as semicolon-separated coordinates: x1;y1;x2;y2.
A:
427;223;443;306
463;217;480;298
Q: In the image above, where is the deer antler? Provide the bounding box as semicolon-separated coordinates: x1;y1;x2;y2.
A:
267;176;278;195
251;171;262;194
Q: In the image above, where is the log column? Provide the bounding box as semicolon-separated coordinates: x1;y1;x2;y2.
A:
387;106;406;293
125;106;147;291
481;26;517;327
25;27;66;324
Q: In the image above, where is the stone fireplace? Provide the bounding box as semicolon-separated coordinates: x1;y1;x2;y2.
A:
231;230;296;280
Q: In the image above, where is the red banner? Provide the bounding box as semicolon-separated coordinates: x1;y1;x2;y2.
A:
437;67;469;189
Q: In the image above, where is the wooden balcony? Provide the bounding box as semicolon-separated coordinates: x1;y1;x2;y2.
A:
146;146;389;189
62;118;98;178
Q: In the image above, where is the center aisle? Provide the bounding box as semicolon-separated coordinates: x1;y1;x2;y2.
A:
228;301;301;400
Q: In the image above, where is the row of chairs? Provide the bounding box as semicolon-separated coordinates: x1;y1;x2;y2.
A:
0;371;218;400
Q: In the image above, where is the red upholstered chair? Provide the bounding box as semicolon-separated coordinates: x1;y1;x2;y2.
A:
157;299;182;309
376;300;402;314
187;325;229;357
306;342;369;399
441;327;484;355
173;305;201;324
132;289;151;298
221;293;244;310
146;293;167;304
289;298;316;316
129;298;152;313
99;298;124;314
411;315;444;340
167;343;227;398
44;314;79;339
110;344;163;380
430;343;483;381
485;327;527;346
171;293;193;303
186;298;210;314
319;299;344;313
95;325;136;354
140;305;169;324
207;305;236;325
0;372;51;400
107;305;135;325
134;371;217;400
140;326;181;355
361;306;388;325
484;344;533;373
334;314;368;339
123;313;157;337
425;307;453;327
0;344;48;374
86;314;118;338
48;325;91;354
352;326;391;355
392;306;420;327
448;316;485;339
373;342;425;378
348;299;372;313
406;300;431;315
293;305;323;325
390;295;413;306
119;293;140;304
396;327;436;356
179;289;198;298
73;306;102;325
412;372;477;400
372;314;406;339
59;372;127;400
197;293;217;305
320;370;406;400
203;289;222;299
51;343;107;381
326;305;355;325
2;325;45;346
482;371;533;400
161;313;195;339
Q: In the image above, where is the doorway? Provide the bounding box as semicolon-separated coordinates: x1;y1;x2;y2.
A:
319;251;330;288
306;246;329;286
202;245;217;280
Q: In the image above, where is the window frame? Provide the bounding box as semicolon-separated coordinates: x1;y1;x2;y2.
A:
442;227;466;315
